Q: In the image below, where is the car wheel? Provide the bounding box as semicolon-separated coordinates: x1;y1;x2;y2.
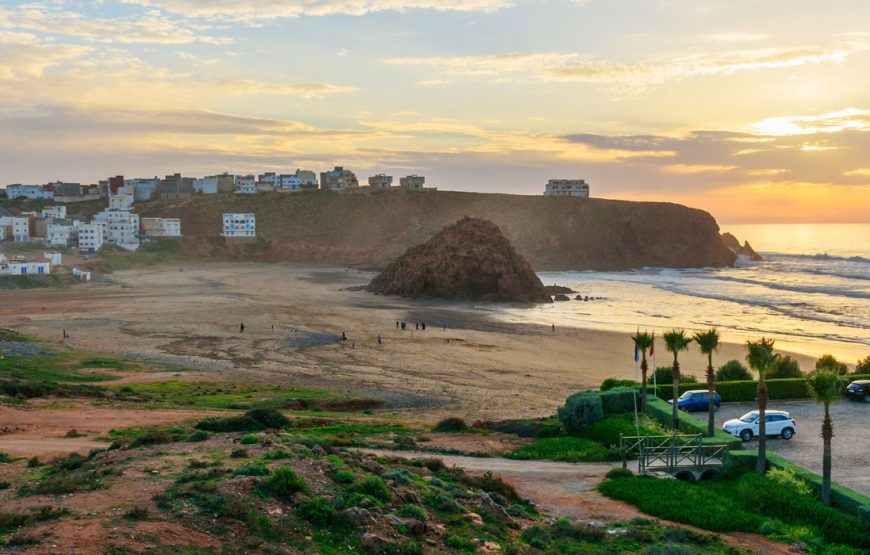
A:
739;429;752;442
781;428;794;440
713;404;720;413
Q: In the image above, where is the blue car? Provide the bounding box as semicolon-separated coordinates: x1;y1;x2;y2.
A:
668;390;721;412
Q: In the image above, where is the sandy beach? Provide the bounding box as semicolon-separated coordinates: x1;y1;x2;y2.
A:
2;261;818;421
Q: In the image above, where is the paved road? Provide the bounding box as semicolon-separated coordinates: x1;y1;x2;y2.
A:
712;399;870;495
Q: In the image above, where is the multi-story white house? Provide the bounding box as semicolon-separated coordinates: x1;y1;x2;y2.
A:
368;175;393;189
222;213;256;238
5;184;53;200
43;251;62;267
93;207;139;249
141;218;182;237
126;178;158;202
236;182;258;194
11;217;30;241
42;206;67;220
543;179;590;198
78;224;105;254
399;175;425;189
47;224;74;247
109;194;134;211
198;173;235;194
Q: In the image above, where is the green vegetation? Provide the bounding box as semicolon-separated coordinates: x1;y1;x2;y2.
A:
715;359;752;381
692;328;720;438
350;475;391;501
660;374;870;402
644;398;740;448
85;241;187;273
770;355;803;378
599;378;640;391
805;369;846;506
432;417;467;432
815;354;849;375
856;355;870;374
259;467;309;500
557;391;604;432
630;330;654;411
599;471;869;551
0;507;67;535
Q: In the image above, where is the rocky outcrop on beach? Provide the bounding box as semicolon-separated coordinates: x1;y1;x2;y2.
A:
721;232;763;261
367;217;552;303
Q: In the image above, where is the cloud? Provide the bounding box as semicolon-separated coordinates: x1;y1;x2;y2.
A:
220;79;357;99
384;46;852;90
0;5;230;45
753;108;870;136
120;0;513;20
0;33;91;81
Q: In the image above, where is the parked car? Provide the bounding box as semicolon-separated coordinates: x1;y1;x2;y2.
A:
845;380;870;402
722;410;797;442
667;390;721;412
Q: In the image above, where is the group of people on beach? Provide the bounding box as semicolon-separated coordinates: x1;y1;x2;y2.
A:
396;321;430;331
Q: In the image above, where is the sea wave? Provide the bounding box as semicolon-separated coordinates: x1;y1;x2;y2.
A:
766;252;870;264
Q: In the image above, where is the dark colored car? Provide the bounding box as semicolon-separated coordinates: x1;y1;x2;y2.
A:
668;390;721;412
845;380;870;402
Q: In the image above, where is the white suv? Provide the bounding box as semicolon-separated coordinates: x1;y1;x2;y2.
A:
722;410;797;442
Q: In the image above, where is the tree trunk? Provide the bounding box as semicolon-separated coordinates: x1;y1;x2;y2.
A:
672;359;680;432
756;380;768;473
821;405;833;505
640;356;648;413
707;354;715;438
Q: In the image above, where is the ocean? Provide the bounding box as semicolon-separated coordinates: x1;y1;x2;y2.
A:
488;224;870;363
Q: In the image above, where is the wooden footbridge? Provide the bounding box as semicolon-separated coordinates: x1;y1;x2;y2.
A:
619;434;728;482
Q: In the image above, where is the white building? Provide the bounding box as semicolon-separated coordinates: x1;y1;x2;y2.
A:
47;224;74;247
11;217;30;241
43;251;62;267
5;184;53;200
141;217;182;237
42;206;67;220
78;224;104;253
544;179;590;198
1;260;51;276
221;213;256;238
199;174;235;194
368;175;393;189
399;175;425;189
109;194;134;211
236;181;258;194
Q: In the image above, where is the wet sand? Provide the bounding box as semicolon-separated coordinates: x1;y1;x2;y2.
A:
1;261;817;421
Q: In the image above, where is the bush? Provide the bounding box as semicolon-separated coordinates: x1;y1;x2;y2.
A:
506;436;612;463
245;408;290;429
716;360;752;381
230;448;248;458
433;417;467;432
188;430;210;442
600;378;640;391
0;452;13;463
599;387;638;414
233;462;270;476
397;504;428;521
816;354;848;375
654;367;698;385
557;392;604;432
431;494;464;513
351;476;390;501
770;355;802;378
333;470;355;484
605;467;634;480
239;434;259;445
767;467;812;497
195;416;264;433
296;496;335;525
259;467;309;501
130;430;175;448
857;355;870;374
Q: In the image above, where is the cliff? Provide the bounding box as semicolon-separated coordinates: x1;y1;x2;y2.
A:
367;217;551;303
721;232;763;261
134;189;737;271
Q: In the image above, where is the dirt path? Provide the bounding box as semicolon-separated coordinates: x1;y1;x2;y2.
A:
363;449;792;555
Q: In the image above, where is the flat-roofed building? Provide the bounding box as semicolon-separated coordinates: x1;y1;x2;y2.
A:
42;206;67;220
78;224;104;253
543;179;590;198
320;167;359;191
368;174;393;189
47;224;74;246
142;217;182;237
399;175;425;189
221;213;256;238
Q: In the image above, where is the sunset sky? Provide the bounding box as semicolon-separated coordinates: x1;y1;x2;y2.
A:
1;0;868;223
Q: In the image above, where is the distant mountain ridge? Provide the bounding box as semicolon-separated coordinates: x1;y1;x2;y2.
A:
132;189;736;270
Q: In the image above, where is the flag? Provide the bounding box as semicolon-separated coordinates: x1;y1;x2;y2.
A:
649;333;655;356
634;342;639;364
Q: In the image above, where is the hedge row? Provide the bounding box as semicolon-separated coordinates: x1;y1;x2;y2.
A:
643;398;741;449
655;374;870;403
726;449;870;522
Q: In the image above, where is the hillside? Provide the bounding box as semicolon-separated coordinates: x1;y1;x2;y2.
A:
138;190;732;270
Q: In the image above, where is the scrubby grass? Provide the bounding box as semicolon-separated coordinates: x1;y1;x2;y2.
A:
599;472;869;550
0;353;116;383
0;507;67;535
259;467;309;500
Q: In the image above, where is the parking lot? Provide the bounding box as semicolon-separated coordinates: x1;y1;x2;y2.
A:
713;399;870;495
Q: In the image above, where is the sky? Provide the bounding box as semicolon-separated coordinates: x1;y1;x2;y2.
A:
0;0;869;223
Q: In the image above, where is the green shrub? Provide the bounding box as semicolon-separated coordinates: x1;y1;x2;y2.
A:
230;448;248;459
351;476;390;501
816;354;848;375
245;408;290;429
233;462;270;476
26;457;40;468
767;467;812;496
239;434;259;445
123;506;149;520
0;452;13;463
188;430;210;442
557;392;604;432
431;494;464;513
857;356;870;374
605;467;634;480
259;467;309;500
506;436;612;462
600;378;640;391
460;470;520;503
716;360;752;381
599;387;638;414
397;504;428;521
770;355;802;378
653;367;698;385
0;481;10;490
195;416;264;433
433;417;467;432
262;449;292;461
296;496;335;525
130;430;175;448
333;470;355;484
506;504;531;518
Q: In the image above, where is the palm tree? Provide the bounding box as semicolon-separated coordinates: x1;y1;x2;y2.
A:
806;368;844;505
663;329;692;431
693;329;720;438
631;331;654;412
746;338;777;473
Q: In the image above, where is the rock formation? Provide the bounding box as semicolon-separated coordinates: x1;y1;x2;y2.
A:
721;233;763;261
367;217;552;303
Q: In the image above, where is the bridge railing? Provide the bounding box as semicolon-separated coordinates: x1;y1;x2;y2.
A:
619;434;728;474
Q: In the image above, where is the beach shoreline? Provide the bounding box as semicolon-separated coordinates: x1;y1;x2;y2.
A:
2;261;823;420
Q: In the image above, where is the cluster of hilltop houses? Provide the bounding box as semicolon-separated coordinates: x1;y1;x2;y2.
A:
3;167;429;203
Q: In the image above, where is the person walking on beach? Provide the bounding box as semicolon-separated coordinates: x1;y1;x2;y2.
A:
352;341;355;349
552;323;555;333
443;322;447;331
377;335;382;345
240;322;245;333
341;331;347;341
415;323;419;330
62;329;67;339
421;322;426;331
396;321;399;329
